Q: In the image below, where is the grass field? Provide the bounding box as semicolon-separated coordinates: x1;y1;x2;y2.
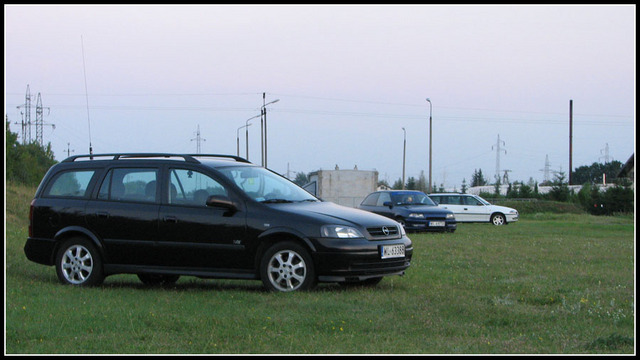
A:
5;182;635;354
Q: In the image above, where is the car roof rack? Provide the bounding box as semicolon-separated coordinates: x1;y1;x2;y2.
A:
62;153;250;164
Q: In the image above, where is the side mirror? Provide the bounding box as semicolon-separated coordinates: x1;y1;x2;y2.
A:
383;201;393;209
206;195;238;214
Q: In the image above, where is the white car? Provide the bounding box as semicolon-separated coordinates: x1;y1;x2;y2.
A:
428;193;518;226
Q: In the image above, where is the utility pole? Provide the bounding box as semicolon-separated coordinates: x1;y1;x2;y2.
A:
569;99;573;185
66;143;75;158
16;86;53;146
16;85;32;144
599;143;611;163
191;125;206;154
402;127;406;190
492;134;507;182
35;93;51;147
426;98;432;193
540;154;551;183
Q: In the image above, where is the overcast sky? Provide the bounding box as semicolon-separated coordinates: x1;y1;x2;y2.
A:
4;5;635;189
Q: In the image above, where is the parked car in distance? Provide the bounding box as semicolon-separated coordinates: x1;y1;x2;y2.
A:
358;190;456;233
24;153;413;292
428;193;519;226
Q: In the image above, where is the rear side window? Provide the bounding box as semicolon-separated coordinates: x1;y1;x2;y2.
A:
98;168;159;203
44;170;96;198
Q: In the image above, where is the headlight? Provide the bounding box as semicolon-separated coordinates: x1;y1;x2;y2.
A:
321;225;364;239
408;213;425;219
446;213;455;219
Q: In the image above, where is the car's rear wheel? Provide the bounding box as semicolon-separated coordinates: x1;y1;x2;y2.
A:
491;213;506;226
55;237;104;286
260;242;316;292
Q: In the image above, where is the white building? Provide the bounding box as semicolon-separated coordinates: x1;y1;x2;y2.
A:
303;165;378;207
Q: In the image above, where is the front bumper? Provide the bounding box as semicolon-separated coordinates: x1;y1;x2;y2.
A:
310;236;413;282
404;218;457;232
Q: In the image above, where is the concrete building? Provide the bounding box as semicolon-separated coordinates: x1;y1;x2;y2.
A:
303;165;378;207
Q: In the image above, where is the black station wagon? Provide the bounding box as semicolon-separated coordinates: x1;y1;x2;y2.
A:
24;153;412;292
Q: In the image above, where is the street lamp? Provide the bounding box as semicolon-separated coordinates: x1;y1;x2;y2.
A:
426;98;432;194
236;123;252;157
402;127;406;190
261;94;280;168
245;114;260;161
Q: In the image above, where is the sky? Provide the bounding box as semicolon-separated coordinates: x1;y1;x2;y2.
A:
4;4;636;190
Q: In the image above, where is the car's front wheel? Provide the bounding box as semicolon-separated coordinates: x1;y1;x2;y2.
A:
260;242;316;292
55;237;104;286
491;213;506;226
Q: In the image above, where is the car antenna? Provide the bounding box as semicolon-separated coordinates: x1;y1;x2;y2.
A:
81;35;93;159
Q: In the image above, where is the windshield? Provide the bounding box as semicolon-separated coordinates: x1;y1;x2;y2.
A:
391;192;436;206
475;196;491;205
218;166;318;203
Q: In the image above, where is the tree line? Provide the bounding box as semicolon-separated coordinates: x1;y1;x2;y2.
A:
6;119;57;186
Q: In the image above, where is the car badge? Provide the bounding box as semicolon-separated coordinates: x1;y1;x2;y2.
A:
382;226;390;236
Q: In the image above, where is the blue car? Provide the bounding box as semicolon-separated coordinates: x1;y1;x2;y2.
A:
359;190;457;233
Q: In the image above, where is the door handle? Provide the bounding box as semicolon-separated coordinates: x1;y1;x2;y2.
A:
464;208;468;211
95;211;110;218
163;216;178;223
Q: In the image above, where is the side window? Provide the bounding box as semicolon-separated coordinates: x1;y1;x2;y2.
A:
376;192;391;206
430;196;441;205
449;196;461;205
98;168;158;203
464;196;481;206
438;196;450;204
361;193;379;206
44;170;96;198
169;168;228;206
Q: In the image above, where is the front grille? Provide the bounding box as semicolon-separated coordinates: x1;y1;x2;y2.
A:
366;225;400;239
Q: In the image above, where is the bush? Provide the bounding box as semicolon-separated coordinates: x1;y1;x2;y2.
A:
577;181;633;215
6;120;57;186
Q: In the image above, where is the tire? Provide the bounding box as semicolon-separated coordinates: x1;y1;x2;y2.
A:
137;273;180;286
260;242;316;292
491;213;506;226
55;237;104;286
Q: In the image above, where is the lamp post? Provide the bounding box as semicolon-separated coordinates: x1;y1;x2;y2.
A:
245;114;260;160
402;127;406;190
261;94;280;168
236;123;252;157
426;98;432;194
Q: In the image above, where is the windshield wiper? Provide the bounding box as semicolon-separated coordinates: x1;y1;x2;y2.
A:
298;199;319;202
261;199;294;203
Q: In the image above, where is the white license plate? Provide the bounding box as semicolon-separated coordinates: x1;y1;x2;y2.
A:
381;244;405;259
429;221;445;227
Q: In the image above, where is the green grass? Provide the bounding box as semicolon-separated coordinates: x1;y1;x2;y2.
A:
5;183;635;354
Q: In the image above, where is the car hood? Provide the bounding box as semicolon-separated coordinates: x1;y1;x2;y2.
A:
397;205;453;215
272;201;400;228
488;204;518;213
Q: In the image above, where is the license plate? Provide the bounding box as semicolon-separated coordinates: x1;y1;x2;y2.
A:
429;221;445;227
381;244;405;259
